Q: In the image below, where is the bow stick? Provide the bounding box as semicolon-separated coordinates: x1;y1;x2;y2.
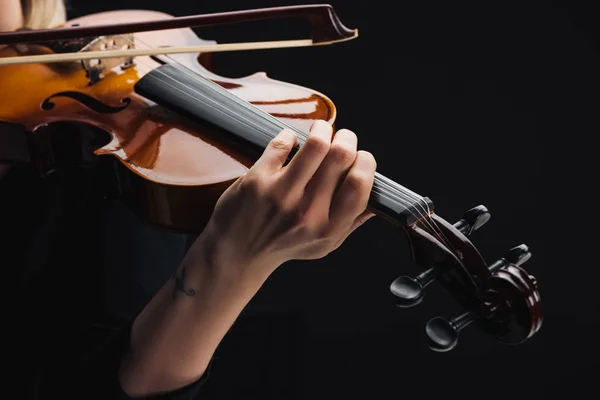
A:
0;4;357;66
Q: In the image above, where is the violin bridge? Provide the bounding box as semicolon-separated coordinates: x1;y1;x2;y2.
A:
80;34;135;85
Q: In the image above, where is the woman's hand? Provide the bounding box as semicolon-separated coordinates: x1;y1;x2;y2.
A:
186;120;377;283
122;120;376;397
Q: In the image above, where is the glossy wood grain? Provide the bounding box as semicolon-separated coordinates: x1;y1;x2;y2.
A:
0;10;335;230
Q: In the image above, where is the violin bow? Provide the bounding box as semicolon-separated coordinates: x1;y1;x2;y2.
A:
0;4;357;66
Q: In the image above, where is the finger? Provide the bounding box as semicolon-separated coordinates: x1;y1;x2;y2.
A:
281;120;333;188
303;129;357;214
329;150;377;231
253;129;299;173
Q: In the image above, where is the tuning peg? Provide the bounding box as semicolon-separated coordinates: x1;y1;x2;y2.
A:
453;205;490;236
489;244;531;273
504;244;531;265
390;266;439;307
425;310;476;352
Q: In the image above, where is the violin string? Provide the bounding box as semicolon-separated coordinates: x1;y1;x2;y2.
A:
114;35;451;240
374;176;446;245
131;44;457;251
122;36;449;240
119;37;454;244
121;40;423;209
149;65;436;229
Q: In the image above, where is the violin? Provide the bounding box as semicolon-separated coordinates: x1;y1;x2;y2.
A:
0;4;542;352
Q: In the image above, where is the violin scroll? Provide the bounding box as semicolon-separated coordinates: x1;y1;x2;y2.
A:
425;244;540;351
390;204;542;351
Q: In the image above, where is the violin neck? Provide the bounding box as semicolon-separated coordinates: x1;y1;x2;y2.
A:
370;172;434;226
135;63;434;226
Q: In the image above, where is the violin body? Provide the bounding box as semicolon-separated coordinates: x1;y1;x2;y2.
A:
0;10;335;231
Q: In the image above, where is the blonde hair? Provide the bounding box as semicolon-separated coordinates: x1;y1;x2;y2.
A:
21;0;66;29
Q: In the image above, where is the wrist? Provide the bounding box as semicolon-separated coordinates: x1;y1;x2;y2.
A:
185;224;279;291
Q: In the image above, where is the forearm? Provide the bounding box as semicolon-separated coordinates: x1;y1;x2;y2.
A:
118;232;273;397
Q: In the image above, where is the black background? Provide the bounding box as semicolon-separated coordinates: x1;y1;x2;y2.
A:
59;0;598;399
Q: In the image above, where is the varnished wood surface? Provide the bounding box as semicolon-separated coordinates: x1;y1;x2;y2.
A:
0;10;335;187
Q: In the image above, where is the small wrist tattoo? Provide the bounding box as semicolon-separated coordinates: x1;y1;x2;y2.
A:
172;265;196;298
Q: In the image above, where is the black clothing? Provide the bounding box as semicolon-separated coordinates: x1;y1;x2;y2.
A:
2;161;207;399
